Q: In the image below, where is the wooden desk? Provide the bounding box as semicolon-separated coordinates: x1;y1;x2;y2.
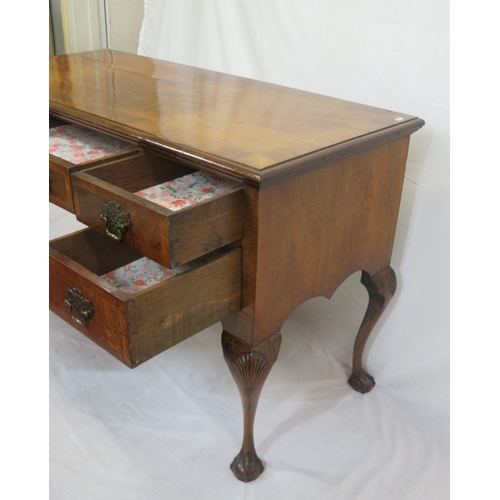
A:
49;50;424;482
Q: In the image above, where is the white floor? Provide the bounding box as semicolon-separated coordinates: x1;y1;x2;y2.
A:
50;204;449;500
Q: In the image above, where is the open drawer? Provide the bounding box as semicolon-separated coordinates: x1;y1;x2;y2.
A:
71;153;244;267
49;121;141;213
49;229;242;368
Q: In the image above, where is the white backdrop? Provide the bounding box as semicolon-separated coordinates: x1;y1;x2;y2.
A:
50;1;449;498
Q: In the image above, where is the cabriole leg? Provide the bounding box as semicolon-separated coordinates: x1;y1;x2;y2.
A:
222;330;282;482
348;266;397;394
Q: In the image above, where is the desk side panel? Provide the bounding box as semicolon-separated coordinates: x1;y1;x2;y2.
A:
223;136;410;345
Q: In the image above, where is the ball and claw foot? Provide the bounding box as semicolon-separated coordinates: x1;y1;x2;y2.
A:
230;451;265;482
348;369;376;394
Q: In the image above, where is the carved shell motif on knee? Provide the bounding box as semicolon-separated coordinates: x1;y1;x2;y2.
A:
233;352;268;395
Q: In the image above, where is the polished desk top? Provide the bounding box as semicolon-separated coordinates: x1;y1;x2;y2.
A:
49;50;423;184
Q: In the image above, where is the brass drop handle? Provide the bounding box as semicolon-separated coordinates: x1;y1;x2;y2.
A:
64;287;94;326
100;200;131;241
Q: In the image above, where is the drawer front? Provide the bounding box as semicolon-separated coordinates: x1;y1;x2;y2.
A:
49;123;140;213
71;154;244;268
49;152;142;214
49;158;74;212
49;155;92;213
49;229;242;368
49;251;132;365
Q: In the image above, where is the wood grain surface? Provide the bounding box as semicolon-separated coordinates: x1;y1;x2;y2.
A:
71;154;244;267
50;230;242;368
223;137;410;345
50;50;423;184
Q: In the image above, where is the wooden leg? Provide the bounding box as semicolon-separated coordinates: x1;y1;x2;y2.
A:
222;330;282;482
348;266;397;394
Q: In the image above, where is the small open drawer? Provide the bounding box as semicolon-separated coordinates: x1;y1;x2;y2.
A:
49;121;141;213
49;229;242;368
71;153;244;267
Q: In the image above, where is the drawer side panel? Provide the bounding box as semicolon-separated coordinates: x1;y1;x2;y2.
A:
128;248;242;366
169;189;244;266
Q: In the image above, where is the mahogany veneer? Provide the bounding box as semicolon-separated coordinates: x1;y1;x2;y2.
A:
49;50;424;482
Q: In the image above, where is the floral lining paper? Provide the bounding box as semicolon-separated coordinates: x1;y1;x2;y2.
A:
49;124;136;164
101;257;192;295
134;171;239;211
101;250;223;295
50;125;238;294
102;171;237;293
103;172;238;293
